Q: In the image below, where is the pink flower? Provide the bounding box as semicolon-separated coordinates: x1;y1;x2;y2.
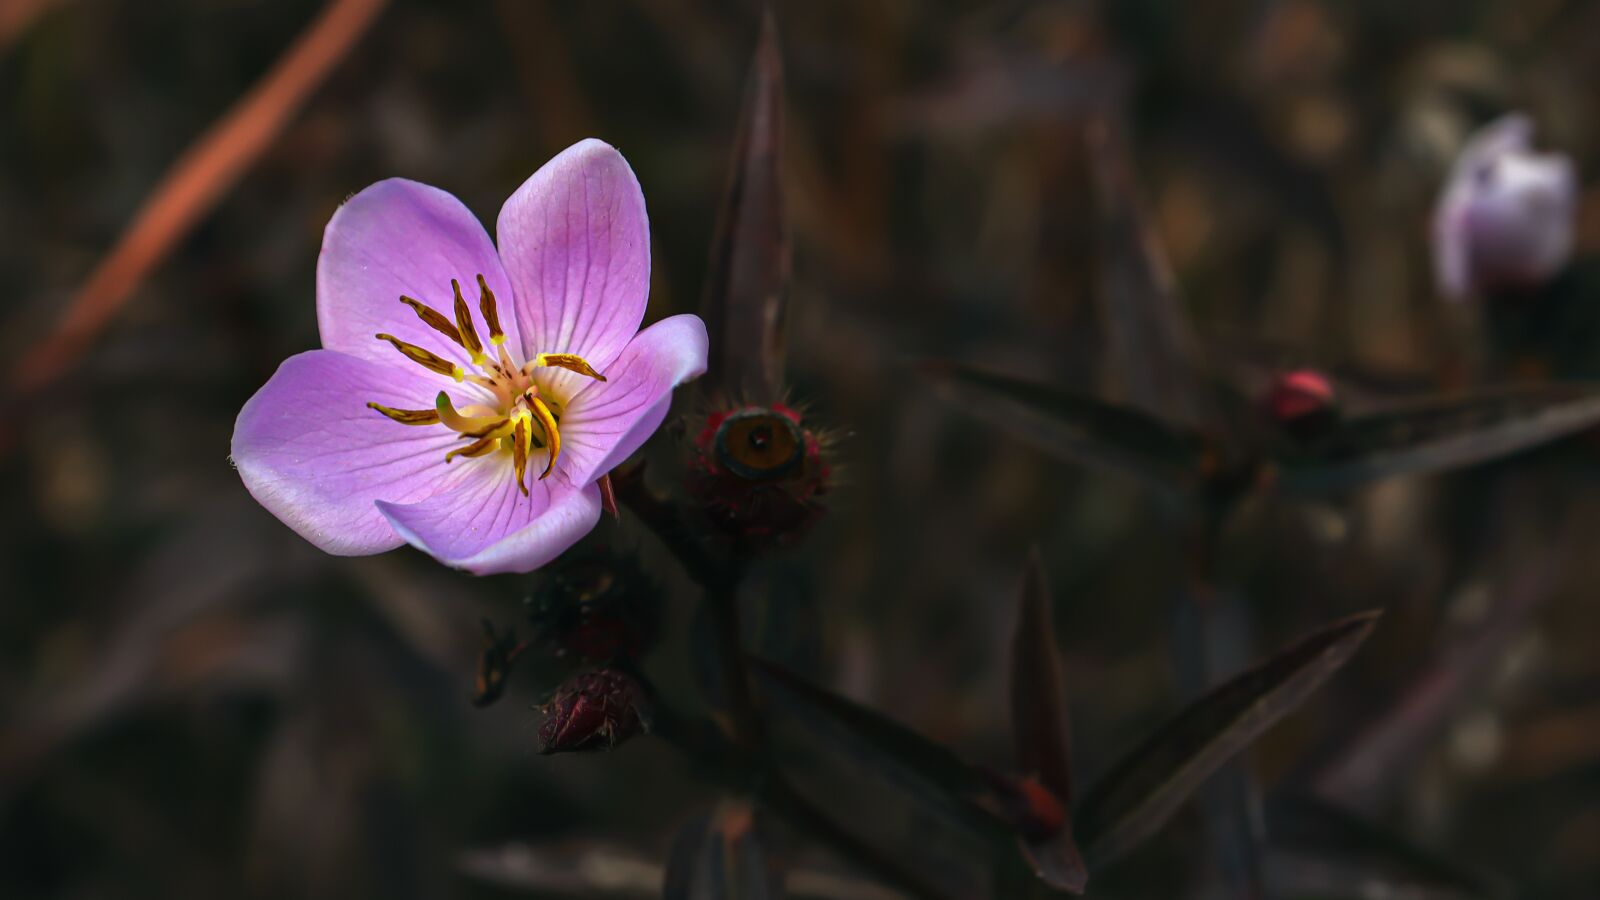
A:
231;140;708;574
1433;114;1577;300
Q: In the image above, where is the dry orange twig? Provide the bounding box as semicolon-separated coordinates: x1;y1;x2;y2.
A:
10;0;390;397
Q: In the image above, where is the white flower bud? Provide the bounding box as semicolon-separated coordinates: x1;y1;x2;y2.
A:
1432;114;1577;300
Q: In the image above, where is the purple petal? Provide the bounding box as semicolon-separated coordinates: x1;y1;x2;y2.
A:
497;139;651;373
376;477;603;576
318;178;520;369
557;314;709;487
231;350;483;556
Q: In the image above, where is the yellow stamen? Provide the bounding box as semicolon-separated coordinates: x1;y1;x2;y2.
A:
398;296;463;346
376;333;464;381
452;279;488;366
528;395;561;480
477;274;507;346
366;402;441;426
512;414;531;496
528;353;607;382
435;391;505;435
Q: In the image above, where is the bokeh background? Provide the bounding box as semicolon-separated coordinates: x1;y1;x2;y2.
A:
4;0;1600;897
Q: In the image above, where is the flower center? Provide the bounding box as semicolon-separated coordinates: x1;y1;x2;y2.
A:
363;274;605;495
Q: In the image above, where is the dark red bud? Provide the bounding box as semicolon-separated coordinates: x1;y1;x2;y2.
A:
1262;369;1338;436
537;669;645;754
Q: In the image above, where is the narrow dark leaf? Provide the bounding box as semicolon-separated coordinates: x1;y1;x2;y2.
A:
1265;797;1509;899
749;657;1003;840
1087;117;1217;432
923;362;1210;494
1278;383;1600;493
664;804;783;900
701;9;789;402
1077;610;1382;866
1011;549;1073;802
1008;550;1087;892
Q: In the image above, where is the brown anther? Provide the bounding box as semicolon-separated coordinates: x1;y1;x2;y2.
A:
512;415;531;496
532;353;606;382
365;402;441;426
529;395;561;480
452;279;487;364
376;333;463;381
445;431;503;462
398;296;464;346
477;274;507;346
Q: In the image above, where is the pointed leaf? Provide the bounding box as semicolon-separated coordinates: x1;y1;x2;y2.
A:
1278;383;1600;493
1011;549;1074;802
664;803;784;900
748;657;1003;840
701;9;789;402
1077;610;1382;866
1087;117;1217;431
924;362;1210;494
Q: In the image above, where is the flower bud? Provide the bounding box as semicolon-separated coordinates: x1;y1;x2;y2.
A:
537;669;646;754
1261;368;1338;438
1433;114;1577;300
686;404;829;548
526;551;659;663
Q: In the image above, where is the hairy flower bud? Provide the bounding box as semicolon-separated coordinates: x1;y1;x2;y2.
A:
686;404;829;548
1434;114;1577;300
537;669;646;754
1261;368;1338;437
527;552;659;663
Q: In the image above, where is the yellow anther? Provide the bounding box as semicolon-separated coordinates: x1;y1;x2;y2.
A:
452;279;488;366
528;395;561;480
477;274;507;346
376;333;464;380
528;353;606;382
398;296;463;347
366;402;441;426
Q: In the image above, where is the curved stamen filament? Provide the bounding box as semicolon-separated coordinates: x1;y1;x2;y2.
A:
477;274;507;346
528;394;561;480
436;391;505;435
527;353;607;382
452;279;488;366
376;333;465;381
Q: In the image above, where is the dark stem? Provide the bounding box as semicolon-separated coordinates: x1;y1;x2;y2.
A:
619;466;953;897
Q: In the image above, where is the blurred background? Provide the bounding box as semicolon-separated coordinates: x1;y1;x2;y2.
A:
4;0;1600;897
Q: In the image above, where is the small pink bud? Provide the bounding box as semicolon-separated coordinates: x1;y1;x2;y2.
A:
686;404;829;548
1262;369;1338;436
1434;114;1577;300
537;669;646;754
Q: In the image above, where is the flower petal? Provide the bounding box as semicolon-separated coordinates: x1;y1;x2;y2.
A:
318;178;519;368
231;350;485;555
557;314;709;487
497;139;651;373
376;477;602;575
